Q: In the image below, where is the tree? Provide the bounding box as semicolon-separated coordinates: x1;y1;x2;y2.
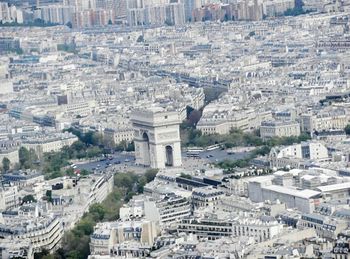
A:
126;141;135;152
89;203;106;221
86;146;101;158
144;169;158;182
165;19;174;26
180;173;192;179
73;217;95;236
22;194;36;204
34;248;49;259
203;87;226;104
19;147;38;169
45;190;53;203
2;157;10;172
136;35;144;43
137;177;147;193
65;168;75;177
345;124;350;135
224;13;230;21
188;109;202;126
283;7;309;16
19;147;30;168
114;173;137;191
248;31;255;37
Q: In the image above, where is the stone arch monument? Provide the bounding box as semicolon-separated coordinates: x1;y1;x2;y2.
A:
131;108;182;169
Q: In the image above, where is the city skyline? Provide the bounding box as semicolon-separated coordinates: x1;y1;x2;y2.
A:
0;0;350;258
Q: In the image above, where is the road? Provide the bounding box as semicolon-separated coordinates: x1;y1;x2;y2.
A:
76;152;135;172
196;149;250;162
76;149;251;173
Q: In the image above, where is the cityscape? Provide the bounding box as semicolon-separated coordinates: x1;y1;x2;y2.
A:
0;0;350;258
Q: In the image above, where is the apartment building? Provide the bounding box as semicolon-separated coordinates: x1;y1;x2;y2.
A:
191;187;224;208
260;120;301;140
3;170;44;187
0;212;63;254
177;215;283;242
0;186;19;212
144;194;191;224
269;141;329;169
297;213;347;240
300;109;349;133
103;127;134;145
0;140;20;168
21;132;78;157
263;0;295;16
90;220;159;255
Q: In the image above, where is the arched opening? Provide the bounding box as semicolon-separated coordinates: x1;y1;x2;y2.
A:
165;145;174;166
141;132;151;165
142;132;149;142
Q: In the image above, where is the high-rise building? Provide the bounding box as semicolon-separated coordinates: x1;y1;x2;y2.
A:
166;1;185;25
145;5;166;25
39;5;72;24
127;0;185;26
0;3;11;22
114;0;127;20
183;0;200;22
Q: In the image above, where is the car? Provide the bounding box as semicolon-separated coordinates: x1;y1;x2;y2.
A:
114;161;121;164
97;164;101;167
124;159;130;162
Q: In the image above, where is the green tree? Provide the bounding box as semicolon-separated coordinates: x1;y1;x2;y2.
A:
19;147;30;168
144;169;158;182
136;35;144;42
89;203;107;221
73;217;95;236
86;146;101;158
80;169;90;176
65;168;75;177
188;109;202;126
345;124;350;135
22;194;36;204
34;248;50;259
45;190;53;203
284;7;308;16
137;177;147;193
165;19;174;26
70;141;85;152
126;141;135;152
180;173;192;179
114;173;137;191
19;147;38;169
2;157;10;172
51;171;152;258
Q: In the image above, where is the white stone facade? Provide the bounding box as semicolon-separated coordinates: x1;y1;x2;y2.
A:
131;109;182;169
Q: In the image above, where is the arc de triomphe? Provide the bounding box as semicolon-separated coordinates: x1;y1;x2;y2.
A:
131;108;182;169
